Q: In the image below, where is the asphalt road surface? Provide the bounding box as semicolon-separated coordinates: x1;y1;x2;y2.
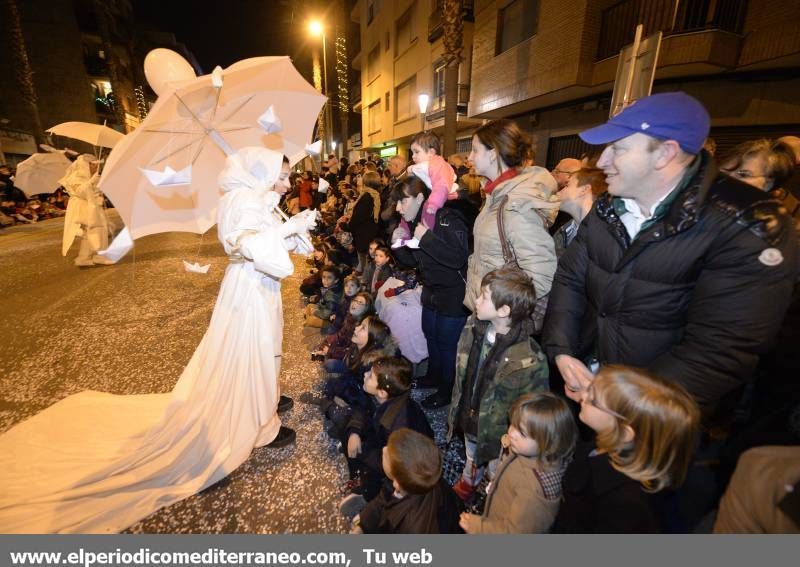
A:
0;213;351;533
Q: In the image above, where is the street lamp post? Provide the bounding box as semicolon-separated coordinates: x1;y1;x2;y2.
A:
417;93;430;133
310;20;333;158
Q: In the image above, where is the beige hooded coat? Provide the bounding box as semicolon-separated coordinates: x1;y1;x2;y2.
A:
464;166;559;311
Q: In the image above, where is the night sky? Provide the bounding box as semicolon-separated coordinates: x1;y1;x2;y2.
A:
133;0;328;76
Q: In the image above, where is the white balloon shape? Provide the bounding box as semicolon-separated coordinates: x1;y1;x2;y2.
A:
144;49;196;97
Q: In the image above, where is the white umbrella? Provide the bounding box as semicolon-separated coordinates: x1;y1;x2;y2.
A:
47;122;125;150
98;56;325;240
14;152;73;196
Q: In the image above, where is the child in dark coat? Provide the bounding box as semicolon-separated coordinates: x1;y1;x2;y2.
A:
447;265;550;502
552;365;699;533
328;274;361;333
352;428;462;534
339;356;434;513
367;246;394;295
359;238;386;289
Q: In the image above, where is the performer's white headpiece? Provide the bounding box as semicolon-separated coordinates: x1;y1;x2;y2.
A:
58;154;100;187
218;147;284;194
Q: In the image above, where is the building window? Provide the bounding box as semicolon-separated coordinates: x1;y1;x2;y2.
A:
367;45;381;83
394;75;417;123
367;0;375;26
432;59;446;111
496;0;538;55
368;99;381;134
385;91;390;111
395;3;417;57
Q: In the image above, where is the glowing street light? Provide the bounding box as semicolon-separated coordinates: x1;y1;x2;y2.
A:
418;93;430;132
308;20;323;37
308;20;332;156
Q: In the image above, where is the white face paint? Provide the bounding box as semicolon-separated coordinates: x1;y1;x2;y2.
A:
272;162;292;195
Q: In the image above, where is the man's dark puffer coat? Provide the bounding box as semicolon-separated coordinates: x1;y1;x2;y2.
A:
543;151;798;425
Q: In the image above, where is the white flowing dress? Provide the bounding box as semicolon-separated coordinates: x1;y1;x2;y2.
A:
0;186;299;533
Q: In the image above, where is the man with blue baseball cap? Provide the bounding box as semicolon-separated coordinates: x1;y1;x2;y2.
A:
543;91;797;430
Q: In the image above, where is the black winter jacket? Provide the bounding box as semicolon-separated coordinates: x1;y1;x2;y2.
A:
393;199;478;316
359;478;463;534
543;152;798;425
344;191;379;253
553;443;665;533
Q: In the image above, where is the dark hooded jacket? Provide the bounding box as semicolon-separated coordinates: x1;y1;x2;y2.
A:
359;478;463;534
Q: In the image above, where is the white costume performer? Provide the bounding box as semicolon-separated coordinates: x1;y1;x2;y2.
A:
60;154;111;266
0;147;316;533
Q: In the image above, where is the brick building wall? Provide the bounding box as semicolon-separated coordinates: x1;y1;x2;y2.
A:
469;0;591;116
739;0;800;67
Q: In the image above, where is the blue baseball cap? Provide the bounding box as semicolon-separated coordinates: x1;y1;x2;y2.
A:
580;92;710;154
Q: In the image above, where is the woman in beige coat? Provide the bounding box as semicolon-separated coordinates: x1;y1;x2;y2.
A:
464;120;559;311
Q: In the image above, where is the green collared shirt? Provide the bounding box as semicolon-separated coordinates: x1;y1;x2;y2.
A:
611;155;701;239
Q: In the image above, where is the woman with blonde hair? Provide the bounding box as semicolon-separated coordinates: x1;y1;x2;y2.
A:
553;365;700;533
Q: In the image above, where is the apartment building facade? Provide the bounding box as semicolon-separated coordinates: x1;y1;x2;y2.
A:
468;0;800;167
350;0;482;160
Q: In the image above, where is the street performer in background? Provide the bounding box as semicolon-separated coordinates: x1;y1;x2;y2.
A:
60;154;113;266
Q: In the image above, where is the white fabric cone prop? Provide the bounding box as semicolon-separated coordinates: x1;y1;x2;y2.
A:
257;105;282;134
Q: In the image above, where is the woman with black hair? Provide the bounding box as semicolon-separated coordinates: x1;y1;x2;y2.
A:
392;176;477;409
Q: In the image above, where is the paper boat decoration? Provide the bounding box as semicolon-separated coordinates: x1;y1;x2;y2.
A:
257;105;282;134
287;140;322;167
183;260;210;274
140;165;192;187
98;226;133;263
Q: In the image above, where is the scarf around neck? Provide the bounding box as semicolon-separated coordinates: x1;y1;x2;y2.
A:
483;168;519;195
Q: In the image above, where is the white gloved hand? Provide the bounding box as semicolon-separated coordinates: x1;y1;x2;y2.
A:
278;209;318;238
300;208;319;231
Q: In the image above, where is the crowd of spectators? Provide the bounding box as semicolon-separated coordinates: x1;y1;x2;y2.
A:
287;91;799;534
0;163;68;227
6;90;800;535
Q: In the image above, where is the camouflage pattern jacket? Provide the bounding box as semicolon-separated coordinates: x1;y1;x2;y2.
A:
447;315;549;465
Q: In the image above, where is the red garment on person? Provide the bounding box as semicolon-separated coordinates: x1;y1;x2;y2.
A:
483;169;519;195
299;180;314;208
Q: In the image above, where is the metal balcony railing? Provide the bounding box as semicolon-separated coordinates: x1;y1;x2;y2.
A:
426;83;470;121
596;0;748;60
